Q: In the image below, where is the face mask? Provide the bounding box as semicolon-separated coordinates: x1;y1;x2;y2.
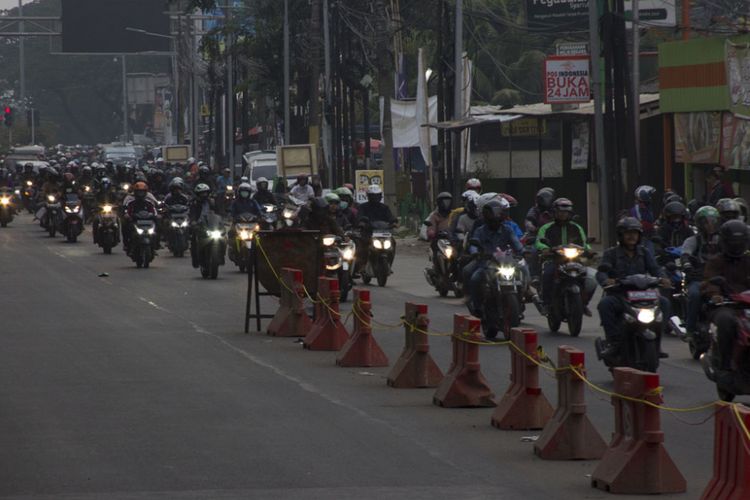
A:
240;191;250;199
340;201;348;210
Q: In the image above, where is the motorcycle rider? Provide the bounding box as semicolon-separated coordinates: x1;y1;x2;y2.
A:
122;182;157;253
252;177;277;206
357;184;398;227
465;177;482;194
596;217;672;360
304;196;344;236
426;192;453;241
630;185;657;244
702;220;750;384
164;178;191;206
335;186;358;225
525;187;556;238
215;168;232;214
189;183;216;268
451;190;480;245
230;183;261;219
466;199;524;318
92;177;118;244
325;192;352;231
290;174;315;203
535;198;593;314
194;166;215;191
655;201;693;249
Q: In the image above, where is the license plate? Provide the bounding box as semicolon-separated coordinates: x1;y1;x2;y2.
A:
628;290;658;301
343;262;349;271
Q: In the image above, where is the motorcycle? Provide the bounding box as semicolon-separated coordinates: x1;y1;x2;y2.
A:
260;203;281;230
129;210;157;268
476;247;526;340
657;246;685;330
359;220;395;287
322;234;356;302
194;213;227;279
424;225;463;298
165;204;190;257
80;184;97;223
21;180;35;213
0;188;15;227
536;242;593;337
667;253;712;360
280;198;303;228
595;273;664;373
42;194;63;237
61;194;84;243
94;204;120;254
700;286;750;402
228;212;259;273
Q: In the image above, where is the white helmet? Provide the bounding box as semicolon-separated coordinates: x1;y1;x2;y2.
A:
367;184;382;195
461;190;480;202
476;192;498;212
156;157;164;163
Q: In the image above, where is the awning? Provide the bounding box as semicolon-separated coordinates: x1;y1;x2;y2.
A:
422;113;522;131
471;93;660;119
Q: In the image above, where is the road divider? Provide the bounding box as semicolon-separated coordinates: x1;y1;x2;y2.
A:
336;289;389;367
432;314;496;408
534;346;606;460
386;303;444;388
702;403;750;499
591;367;687;494
266;267;312;338
303;276;350;351
491;328;553;430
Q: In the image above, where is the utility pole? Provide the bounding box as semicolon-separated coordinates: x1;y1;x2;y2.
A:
18;0;25;108
374;0;395;209
589;0;609;246
323;0;332;182
226;7;234;176
452;0;463;197
30;108;35;144
283;0;290;145
632;0;641;182
121;54;128;142
309;0;321;150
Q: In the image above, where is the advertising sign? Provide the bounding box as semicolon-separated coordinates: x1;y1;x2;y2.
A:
571;121;590;170
544;56;591;104
527;0;588;29
726;41;750;117
355;170;384;203
624;0;676;27
674;112;722;164
720;113;750;170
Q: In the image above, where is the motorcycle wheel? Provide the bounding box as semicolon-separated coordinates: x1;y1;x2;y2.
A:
210;262;219;279
547;303;562;333
48;224;56;237
641;339;659;373
339;271;351;303
376;260;389;287
501;294;521;340
362;274;372;285
438;285;449;297
200;264;209;278
688;340;701;360
135;250;143;268
67;232;77;243
718;386;735;402
566;292;584;337
142;248;151;269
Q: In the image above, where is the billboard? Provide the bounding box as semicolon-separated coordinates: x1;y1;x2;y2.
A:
544;56;591;104
61;0;171;54
527;0;588;29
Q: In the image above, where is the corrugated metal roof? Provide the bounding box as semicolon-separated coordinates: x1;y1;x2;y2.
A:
471;94;660;118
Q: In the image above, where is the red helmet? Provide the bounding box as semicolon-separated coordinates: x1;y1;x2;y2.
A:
465;178;482;192
133;181;149;192
63;172;75;183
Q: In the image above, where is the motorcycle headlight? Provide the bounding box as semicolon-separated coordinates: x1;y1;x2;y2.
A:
181;220;189;228
171;221;180;228
147;227;155;235
239;229;252;241
373;239;383;249
102;205;113;214
26;180;32;187
384;239;392;250
136;227;144;235
64;206;72;213
122;183;130;191
323;236;336;247
0;197;10;205
441;246;454;259
283;208;295;219
498;266;515;280
342;247;355;261
562;247;581;259
84;186;91;192
637;308;656;324
47;195;56;203
13;189;20;195
226;185;233;192
264;204;275;213
208;229;222;240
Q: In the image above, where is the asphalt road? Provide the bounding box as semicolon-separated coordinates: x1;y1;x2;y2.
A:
0;213;726;499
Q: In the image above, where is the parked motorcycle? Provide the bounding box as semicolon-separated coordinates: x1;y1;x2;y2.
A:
424;225;462;298
595;273;664;373
359;220;395;287
61;194;84;243
129;211;157;269
94;204;120;254
165;204;190;257
700;288;750;402
194;213;227;279
228;212;259;273
476;247;526;340
0;188;15;227
322;234;356;302
537;243;593;337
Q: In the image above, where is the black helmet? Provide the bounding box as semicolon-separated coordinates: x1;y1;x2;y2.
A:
635;185;656;203
716;198;741;222
664;193;683;205
482;198;508;229
312;196;328;212
437;191;452;214
535;187;556;210
198;166;210;177
719;220;749;258
616;216;643;245
663;201;686;218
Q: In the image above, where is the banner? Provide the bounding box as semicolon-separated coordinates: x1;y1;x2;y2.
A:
571;121;590;170
726;41;750;117
720;113;750;170
624;0;676;27
674;112;722;164
526;0;588;29
355;170;384;203
544;56;590;104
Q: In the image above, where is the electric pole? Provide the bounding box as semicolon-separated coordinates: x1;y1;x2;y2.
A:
589;0;609;246
283;0;290;144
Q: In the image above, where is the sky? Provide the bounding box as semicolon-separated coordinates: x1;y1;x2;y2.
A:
0;0;27;11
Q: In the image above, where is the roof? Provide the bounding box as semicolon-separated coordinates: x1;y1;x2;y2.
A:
422;113;521;131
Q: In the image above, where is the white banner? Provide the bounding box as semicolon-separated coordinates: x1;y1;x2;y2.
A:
544;56;590;104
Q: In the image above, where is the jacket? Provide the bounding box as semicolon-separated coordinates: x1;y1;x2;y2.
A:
426;209;452;240
357;202;397;226
596;245;666;287
535;221;589;251
469;223;523;256
701;253;750;299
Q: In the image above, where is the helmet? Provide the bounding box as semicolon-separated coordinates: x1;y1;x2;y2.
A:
82;166;92;176
436;191;452;214
535;187;556;210
734;197;748;222
198;166;210;177
63;172;75;184
194;183;211;197
482;199;508;229
465;178;482;192
616;216;643;245
716;198;741;222
238;182;252;198
312;196;329;212
256;176;269;191
461;189;479;202
553;197;574;213
133;181;148;192
335;186;353;199
186;157;195;165
297;174;308;183
156;157;165;164
694;206;720;237
101;177;111;189
635;185;656;203
240;176;249;183
663;201;687;218
23;162;33;172
223;168;231;174
324;192;340;204
498;193;517;208
719;220;749;258
169;177;184;190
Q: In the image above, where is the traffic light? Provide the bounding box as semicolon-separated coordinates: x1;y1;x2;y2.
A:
4;107;13;128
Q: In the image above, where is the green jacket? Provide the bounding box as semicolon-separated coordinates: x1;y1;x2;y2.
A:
535;221;590;251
